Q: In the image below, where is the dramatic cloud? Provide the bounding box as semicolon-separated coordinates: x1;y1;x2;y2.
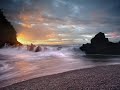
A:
0;0;120;44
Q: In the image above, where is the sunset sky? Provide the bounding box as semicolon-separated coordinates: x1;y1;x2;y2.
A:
0;0;120;45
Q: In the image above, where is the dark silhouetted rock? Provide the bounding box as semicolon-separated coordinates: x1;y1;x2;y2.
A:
91;32;109;47
35;46;42;52
80;32;120;55
0;9;21;48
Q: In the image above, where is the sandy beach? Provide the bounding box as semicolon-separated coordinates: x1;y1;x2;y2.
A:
0;64;120;90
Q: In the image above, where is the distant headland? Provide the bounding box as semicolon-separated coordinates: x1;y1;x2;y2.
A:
80;32;120;55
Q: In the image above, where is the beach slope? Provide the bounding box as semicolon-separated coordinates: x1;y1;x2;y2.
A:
1;65;120;90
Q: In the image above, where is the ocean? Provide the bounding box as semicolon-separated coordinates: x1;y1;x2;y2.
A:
0;45;120;88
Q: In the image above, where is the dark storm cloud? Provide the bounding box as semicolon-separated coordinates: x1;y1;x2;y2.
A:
0;0;24;13
0;0;120;44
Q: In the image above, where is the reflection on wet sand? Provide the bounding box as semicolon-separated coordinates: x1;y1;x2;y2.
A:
15;61;37;73
0;56;94;88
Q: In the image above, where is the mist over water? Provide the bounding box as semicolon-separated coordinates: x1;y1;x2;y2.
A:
0;45;120;88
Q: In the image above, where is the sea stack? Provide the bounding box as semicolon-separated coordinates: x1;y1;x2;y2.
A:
80;32;120;55
0;9;21;48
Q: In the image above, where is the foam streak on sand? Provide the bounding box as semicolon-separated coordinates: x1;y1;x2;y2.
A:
1;65;120;90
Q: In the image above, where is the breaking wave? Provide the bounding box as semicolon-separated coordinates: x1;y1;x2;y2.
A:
0;45;120;88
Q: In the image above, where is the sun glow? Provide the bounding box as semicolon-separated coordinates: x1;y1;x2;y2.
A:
17;33;63;45
17;33;30;44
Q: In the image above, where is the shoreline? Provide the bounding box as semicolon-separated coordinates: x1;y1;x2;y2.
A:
1;64;120;90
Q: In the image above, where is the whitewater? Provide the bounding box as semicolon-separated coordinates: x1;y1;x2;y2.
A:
0;45;120;88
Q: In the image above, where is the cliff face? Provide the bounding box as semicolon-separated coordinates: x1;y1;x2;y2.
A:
0;9;21;48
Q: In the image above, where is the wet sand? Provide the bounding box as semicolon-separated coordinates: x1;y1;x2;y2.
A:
1;64;120;90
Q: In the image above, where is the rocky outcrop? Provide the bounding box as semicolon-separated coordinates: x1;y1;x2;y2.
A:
0;9;21;48
27;44;42;52
80;32;120;55
35;46;42;52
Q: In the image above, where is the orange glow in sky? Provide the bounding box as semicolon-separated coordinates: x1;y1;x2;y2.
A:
17;33;29;44
17;33;63;45
16;12;72;45
17;14;64;45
